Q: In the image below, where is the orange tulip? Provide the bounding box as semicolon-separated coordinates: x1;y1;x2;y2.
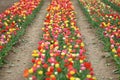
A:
23;69;29;78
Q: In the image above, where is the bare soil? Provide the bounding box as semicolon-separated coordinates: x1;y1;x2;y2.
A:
0;1;50;80
72;0;119;80
0;0;19;13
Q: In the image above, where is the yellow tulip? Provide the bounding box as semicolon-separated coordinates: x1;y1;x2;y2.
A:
29;68;33;74
81;42;84;47
112;48;117;53
38;70;43;75
79;60;83;63
4;22;8;26
75;78;81;80
114;55;118;58
55;63;60;68
50;74;55;78
70;71;75;75
87;75;91;78
37;61;41;65
63;45;66;48
92;77;97;80
32;53;39;57
68;58;73;62
70;77;75;80
61;52;65;56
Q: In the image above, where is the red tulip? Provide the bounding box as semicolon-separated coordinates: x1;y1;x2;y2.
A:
31;59;35;63
45;78;50;80
0;46;3;50
57;68;62;73
43;63;48;69
84;62;91;69
117;46;120;53
49;66;54;72
46;71;52;76
51;77;56;80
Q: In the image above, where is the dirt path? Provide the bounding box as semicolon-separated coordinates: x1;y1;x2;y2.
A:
71;0;119;80
0;1;50;80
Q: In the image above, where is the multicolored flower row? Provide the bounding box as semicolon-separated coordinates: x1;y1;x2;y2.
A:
0;0;41;50
102;0;120;13
0;0;43;66
24;0;96;80
108;0;120;6
78;0;120;73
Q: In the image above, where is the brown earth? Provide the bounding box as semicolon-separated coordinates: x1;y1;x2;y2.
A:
0;0;19;13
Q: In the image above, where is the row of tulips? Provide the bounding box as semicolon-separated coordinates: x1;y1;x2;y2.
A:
0;0;43;66
102;0;120;12
78;0;120;73
107;0;120;6
23;0;96;80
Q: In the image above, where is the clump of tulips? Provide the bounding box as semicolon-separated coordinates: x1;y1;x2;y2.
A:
24;0;96;80
0;0;41;50
0;0;43;66
102;0;120;14
109;0;120;6
78;0;120;73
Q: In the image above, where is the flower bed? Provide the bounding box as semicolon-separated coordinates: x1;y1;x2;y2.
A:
102;0;120;13
0;0;43;66
109;0;120;6
23;0;96;80
78;0;120;74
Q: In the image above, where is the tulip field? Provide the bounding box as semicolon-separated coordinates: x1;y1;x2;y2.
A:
78;0;120;74
0;0;120;80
